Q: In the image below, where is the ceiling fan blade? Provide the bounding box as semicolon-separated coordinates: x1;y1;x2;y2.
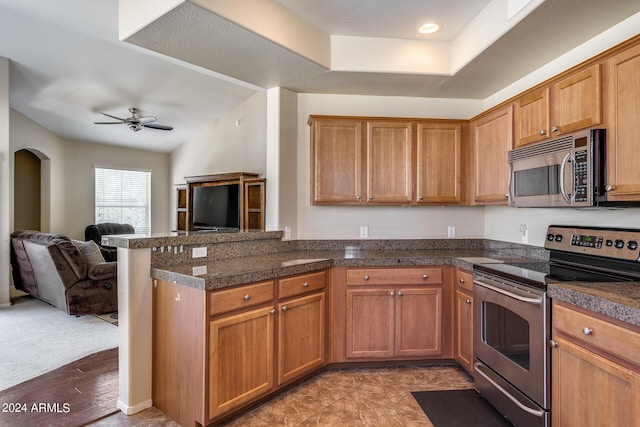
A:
143;122;173;131
137;116;158;124
94;121;124;124
99;112;125;121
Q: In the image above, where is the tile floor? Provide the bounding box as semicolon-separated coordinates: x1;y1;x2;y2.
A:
89;364;474;426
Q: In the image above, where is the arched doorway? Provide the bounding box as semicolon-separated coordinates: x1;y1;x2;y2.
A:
14;149;41;230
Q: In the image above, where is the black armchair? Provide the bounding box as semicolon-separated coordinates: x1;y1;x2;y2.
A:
85;223;135;262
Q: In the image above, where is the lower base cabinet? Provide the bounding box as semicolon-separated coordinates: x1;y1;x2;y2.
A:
153;270;327;426
453;268;473;374
551;302;640;426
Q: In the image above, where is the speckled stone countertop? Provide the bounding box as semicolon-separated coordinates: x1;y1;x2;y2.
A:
548;282;640;327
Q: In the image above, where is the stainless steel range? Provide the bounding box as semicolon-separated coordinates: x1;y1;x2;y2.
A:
473;225;640;427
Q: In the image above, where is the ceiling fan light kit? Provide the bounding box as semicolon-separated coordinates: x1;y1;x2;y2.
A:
94;107;173;132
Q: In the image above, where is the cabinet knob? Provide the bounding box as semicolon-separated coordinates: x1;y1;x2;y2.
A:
504;193;509;199
367;195;374;201
582;327;593;336
397;291;404;296
549;340;558;348
363;275;369;281
418;195;424;201
390;291;395;296
270;309;276;315
303;282;309;288
355;195;362;200
422;274;429;280
605;185;615;192
243;294;251;301
539;129;546;135
459;278;465;283
282;305;288;312
552;126;559;133
465;298;472;304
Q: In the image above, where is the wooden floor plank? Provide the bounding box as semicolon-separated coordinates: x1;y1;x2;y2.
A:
0;348;119;427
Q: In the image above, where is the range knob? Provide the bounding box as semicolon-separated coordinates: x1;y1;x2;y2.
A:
615;240;625;249
546;234;555;242
554;234;563;242
628;241;638;251
605;239;614;247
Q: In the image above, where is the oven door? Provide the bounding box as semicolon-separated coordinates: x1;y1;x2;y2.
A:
473;273;550;410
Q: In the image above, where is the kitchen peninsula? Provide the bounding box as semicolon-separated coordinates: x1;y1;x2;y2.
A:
106;230;640;426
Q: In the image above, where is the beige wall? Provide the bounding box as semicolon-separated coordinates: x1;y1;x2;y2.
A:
9;109;170;240
1;57;10;307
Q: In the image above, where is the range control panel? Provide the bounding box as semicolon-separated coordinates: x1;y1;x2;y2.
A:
545;225;640;261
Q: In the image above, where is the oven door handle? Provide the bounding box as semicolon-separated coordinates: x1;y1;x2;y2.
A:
473;279;543;305
474;361;546;418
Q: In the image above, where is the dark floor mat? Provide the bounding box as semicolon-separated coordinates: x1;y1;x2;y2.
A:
412;389;513;427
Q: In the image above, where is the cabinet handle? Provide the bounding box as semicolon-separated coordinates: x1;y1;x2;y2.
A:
363;275;369;281
552;126;559;133
303;282;309;288
422;274;429;280
367;195;374;201
605;185;615;192
390;291;395;296
243;294;251;301
397;291;404;296
355;194;362;200
549;340;558;348
582;327;593;336
459;278;466;283
504;193;509;199
418;195;424;201
282;306;288;312
270;309;276;315
539;129;546;135
465;298;472;304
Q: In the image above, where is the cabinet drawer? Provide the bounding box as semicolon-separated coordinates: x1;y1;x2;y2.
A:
553;303;640;366
278;271;326;300
346;267;442;285
455;269;473;292
209;281;274;316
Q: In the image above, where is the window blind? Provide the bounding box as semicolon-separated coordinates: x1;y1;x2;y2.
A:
95;167;151;234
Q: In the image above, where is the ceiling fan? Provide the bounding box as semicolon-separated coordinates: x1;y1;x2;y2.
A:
94;107;173;132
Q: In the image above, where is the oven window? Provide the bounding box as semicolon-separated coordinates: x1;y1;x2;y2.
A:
513;165;560;197
483;302;530;370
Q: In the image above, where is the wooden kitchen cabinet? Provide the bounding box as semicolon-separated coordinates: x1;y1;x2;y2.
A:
344;267;444;360
153;270;328;426
310;116;466;206
604;41;640;202
470;104;513;205
514;64;601;147
551;302;640;427
415;122;466;204
454;268;474;374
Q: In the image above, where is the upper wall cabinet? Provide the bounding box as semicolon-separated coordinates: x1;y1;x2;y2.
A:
604;42;640;201
309;116;467;206
470;105;513;205
514;64;602;147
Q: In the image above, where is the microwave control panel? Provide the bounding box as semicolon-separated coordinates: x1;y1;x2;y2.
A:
545;225;640;261
573;150;588;202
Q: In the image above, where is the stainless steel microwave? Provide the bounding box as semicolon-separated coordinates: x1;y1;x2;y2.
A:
508;129;606;208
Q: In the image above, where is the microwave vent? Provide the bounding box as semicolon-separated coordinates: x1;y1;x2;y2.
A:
508;136;573;161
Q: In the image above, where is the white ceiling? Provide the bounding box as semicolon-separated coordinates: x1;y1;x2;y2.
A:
1;0;639;153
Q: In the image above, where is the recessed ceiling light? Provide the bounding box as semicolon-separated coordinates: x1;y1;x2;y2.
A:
418;22;441;35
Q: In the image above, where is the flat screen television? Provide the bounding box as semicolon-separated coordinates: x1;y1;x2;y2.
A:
192;184;240;230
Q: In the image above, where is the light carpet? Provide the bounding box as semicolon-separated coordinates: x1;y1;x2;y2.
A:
0;297;119;391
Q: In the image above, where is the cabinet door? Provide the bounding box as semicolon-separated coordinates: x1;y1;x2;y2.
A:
209;306;275;419
514;87;550;147
454;288;473;373
395;287;442;357
415;122;463;204
605;43;640;201
311;118;363;203
551;64;601;135
366;121;413;203
277;292;326;385
470;105;513;205
346;288;395;358
552;336;640;427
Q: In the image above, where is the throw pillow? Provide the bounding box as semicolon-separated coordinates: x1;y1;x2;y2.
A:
76;240;106;267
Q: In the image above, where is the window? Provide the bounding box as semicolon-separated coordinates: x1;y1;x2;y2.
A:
95;167;151;234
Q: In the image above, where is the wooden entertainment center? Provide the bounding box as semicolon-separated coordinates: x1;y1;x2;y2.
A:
175;172;265;231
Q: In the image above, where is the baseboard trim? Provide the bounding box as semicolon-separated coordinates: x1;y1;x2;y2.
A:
116;398;153;415
0;302;12;308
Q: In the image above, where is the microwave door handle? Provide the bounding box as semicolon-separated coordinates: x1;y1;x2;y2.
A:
559;152;572;204
507;162;513;205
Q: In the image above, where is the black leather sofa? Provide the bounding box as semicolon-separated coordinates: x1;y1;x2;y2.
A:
84;223;135;262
